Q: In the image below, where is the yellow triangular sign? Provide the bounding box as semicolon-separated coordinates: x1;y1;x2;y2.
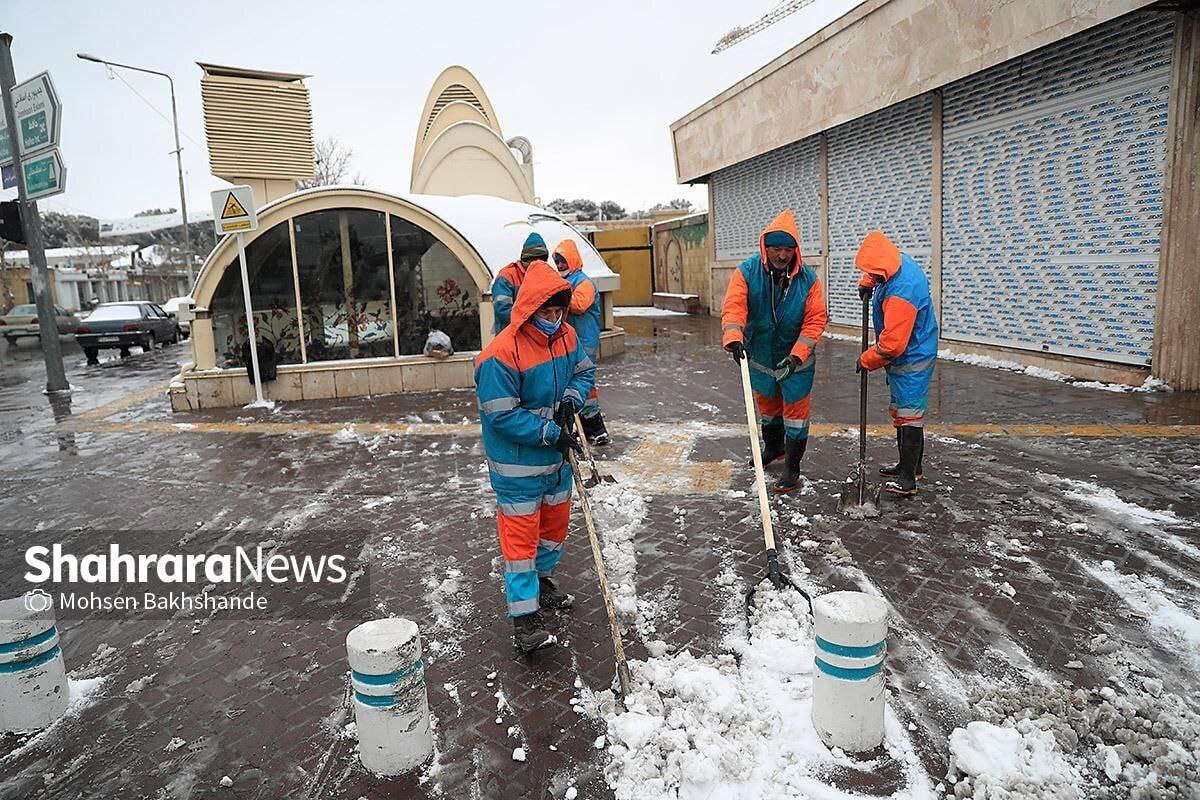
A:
221;192;248;219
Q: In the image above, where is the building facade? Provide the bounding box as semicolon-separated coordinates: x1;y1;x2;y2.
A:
172;188;622;411
672;1;1200;388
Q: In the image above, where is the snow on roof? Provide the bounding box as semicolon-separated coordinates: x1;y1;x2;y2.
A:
258;186;620;291
5;245;139;262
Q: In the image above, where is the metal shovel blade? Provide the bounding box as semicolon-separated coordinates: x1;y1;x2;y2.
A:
838;462;882;519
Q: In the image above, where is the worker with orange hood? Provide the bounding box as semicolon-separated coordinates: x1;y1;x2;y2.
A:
475;261;595;652
854;230;939;496
721;209;828;492
552;238;609;445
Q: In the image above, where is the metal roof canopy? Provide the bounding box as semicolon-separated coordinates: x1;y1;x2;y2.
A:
670;0;1163;183
196;62;310;82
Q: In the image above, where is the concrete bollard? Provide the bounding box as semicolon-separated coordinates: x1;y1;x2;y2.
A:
0;594;70;733
346;618;433;775
811;590;888;752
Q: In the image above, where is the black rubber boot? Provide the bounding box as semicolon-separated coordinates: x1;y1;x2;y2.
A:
753;423;786;467
581;412;610;446
773;437;807;493
884;427;922;496
880;427;924;479
539;576;574;610
512;611;555;652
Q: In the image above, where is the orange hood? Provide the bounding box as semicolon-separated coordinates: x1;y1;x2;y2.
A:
552;239;584;275
855;231;902;281
759;209;803;276
509;260;572;329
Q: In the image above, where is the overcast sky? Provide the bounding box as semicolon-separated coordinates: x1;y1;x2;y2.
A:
5;0;861;221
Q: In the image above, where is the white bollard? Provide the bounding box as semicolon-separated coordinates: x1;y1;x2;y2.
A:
0;594;70;733
346;618;433;775
811;590;888;752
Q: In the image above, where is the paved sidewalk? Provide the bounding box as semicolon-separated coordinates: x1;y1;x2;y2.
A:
1;316;1198;799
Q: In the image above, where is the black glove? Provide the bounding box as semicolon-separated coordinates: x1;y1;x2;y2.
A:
727;341;745;363
555;427;583;458
775;354;801;381
554;403;576;431
858;284;874;301
855;356;865;374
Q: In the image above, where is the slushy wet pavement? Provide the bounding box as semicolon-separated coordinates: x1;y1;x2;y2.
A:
1;315;1198;799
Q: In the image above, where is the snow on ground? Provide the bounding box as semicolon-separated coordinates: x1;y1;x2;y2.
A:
1044;475;1191;528
1078;559;1200;671
952;678;1200;799
587;481;650;631
0;677;108;766
586;580;934;799
614;306;689;317
948;720;1081;799
823;331;1168;392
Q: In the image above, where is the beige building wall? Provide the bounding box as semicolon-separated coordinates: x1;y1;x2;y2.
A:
671;0;1156;183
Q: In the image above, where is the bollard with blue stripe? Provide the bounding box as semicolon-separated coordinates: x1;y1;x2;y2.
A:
346;618;433;775
0;594;70;732
811;591;889;752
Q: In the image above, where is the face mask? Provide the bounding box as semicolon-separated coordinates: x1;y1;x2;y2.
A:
530;313;563;336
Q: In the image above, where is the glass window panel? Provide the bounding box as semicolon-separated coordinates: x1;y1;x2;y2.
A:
294;209;392;361
389;215;481;355
210;223;301;368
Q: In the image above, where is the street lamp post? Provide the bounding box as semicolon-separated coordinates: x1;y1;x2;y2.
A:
77;53;193;288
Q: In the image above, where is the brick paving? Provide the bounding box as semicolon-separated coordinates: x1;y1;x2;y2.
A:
0;319;1198;798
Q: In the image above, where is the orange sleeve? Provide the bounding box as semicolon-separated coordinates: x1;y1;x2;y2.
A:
860;295;917;371
790;279;828;362
569;278;595;316
721;270;749;348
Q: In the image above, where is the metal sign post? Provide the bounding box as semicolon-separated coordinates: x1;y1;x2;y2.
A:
0;34;66;393
211;186;264;406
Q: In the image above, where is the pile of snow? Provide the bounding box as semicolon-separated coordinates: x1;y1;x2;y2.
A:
948;719;1081;799
589;581;930;799
958;680;1200;799
936;350;1168;393
588;482;648;626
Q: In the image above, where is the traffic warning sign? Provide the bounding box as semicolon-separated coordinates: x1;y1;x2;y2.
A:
211;185;257;235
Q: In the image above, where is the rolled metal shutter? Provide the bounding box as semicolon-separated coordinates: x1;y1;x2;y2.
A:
941;13;1174;365
827;95;934;326
711;136;822;263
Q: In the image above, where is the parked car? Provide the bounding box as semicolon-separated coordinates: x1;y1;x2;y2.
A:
74;301;180;364
1;303;82;345
161;295;193;338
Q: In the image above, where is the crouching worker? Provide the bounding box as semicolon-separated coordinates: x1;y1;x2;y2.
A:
854;231;939;496
721;209;828;493
474;261;596;652
552;238;609;445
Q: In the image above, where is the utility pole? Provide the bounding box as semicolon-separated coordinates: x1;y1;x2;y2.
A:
0;33;68;393
76;53;192;286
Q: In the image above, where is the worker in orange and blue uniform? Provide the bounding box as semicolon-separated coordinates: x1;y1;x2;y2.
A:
552;238;610;446
491;232;549;334
475;260;595;652
721;209;828;493
854;230;939;496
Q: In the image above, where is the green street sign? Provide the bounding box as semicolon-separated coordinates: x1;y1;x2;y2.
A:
20;110;49;151
21;148;66;200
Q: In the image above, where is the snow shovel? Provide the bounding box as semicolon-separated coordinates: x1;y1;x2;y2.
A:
566;448;633;701
737;355;812;616
575;412;617;488
838;296;882;518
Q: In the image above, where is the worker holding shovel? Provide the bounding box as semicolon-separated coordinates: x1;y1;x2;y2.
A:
474;261;595;652
721;209;828;493
854;231;940;496
552;238;610;446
